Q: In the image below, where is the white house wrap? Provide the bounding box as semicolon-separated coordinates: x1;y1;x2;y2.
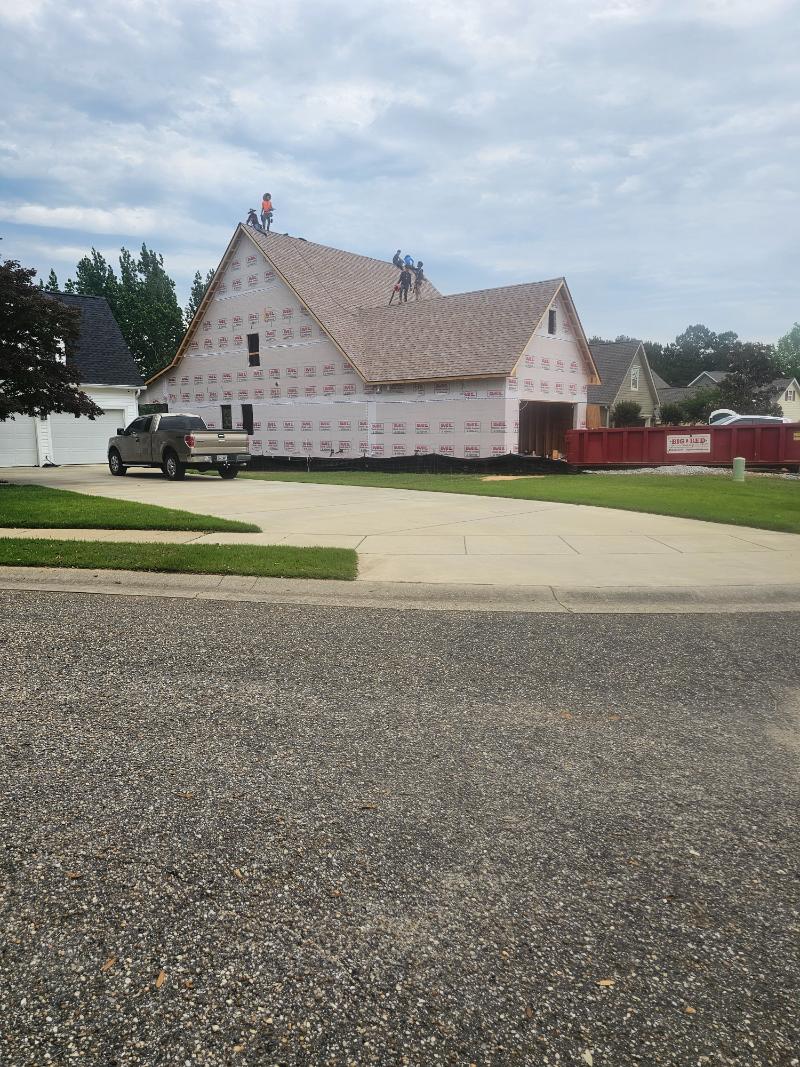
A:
141;225;600;459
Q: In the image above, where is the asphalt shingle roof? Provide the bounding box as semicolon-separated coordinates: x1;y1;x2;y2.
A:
51;292;143;387
150;224;597;385
243;227;583;383
650;369;672;390
356;280;565;382
587;341;645;405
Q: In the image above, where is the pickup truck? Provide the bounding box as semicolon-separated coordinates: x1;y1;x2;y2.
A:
108;413;252;480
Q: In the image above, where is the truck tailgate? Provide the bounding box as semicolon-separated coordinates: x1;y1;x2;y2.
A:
189;431;250;457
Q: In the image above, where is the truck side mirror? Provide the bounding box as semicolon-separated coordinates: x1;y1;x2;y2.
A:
117;427;125;435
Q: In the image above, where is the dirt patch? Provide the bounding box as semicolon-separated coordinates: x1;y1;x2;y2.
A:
481;475;546;482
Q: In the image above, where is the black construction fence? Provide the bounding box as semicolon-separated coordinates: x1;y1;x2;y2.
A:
247;452;576;475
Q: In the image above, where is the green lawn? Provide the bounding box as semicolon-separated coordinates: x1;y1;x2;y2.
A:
0;538;357;580
243;471;800;534
0;485;258;533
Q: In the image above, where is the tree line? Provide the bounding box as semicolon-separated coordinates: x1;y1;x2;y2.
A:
590;322;800;423
39;247;215;381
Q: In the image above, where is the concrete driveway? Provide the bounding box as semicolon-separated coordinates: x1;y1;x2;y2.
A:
3;463;800;588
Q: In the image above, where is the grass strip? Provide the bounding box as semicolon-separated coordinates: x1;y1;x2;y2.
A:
243;471;800;534
0;538;357;580
0;485;259;532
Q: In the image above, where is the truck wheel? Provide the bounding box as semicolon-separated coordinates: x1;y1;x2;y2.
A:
217;465;239;479
163;450;186;481
108;449;127;476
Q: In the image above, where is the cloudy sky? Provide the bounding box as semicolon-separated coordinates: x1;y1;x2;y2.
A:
1;0;798;342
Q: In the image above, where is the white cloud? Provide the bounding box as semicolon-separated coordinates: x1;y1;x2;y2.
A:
0;0;797;342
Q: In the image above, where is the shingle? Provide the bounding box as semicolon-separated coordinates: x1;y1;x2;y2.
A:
246;226;566;382
50;293;143;387
356;280;563;382
587;341;643;405
650;369;672;390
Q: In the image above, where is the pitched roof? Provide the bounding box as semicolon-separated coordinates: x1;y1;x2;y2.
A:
147;223;598;385
355;279;567;382
245;228;599;383
657;386;692;405
650;369;672;390
587;341;649;405
688;370;728;386
51;292;143;387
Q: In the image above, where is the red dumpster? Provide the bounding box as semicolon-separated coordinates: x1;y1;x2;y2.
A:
565;424;800;469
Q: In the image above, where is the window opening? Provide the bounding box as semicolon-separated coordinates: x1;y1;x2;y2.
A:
247;332;260;367
241;404;254;435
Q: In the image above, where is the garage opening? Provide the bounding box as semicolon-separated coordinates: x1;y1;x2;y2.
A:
518;401;574;458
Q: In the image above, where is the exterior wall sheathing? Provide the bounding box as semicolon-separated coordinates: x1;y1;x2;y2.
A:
142;236;592;457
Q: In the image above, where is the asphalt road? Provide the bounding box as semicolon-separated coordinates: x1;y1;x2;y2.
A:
1;591;798;1066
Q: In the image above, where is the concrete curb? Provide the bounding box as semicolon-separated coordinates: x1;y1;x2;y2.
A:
0;566;798;614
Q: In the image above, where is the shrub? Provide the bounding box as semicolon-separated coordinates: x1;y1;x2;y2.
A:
659;402;686;425
611;400;643;427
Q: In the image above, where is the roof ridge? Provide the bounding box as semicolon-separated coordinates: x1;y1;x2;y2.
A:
257;229;416;272
358;277;564;314
589;339;642;346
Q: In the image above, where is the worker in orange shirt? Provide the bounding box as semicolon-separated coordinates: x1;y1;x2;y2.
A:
261;193;274;232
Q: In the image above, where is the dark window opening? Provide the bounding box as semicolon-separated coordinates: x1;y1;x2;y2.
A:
221;404;232;430
247;332;260;367
548;308;557;335
241;404;254;435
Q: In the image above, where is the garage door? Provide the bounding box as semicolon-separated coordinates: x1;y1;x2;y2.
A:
0;416;38;466
49;410;126;464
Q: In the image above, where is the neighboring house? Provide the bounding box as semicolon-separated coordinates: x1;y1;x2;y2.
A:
586;341;661;427
661;370;800;420
0;293;143;467
140;223;600;459
686;370;728;391
771;378;800;421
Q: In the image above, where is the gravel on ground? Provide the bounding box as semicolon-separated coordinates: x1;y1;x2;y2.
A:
1;592;798;1066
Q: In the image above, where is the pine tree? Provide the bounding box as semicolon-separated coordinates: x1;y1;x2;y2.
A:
38;268;60;292
185;268;216;325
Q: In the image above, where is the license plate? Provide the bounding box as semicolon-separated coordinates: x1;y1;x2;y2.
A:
216;454;228;462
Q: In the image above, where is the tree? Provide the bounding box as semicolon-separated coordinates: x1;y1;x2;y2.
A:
716;343;782;415
113;243;185;379
185;268;216;325
37;268;60;293
611;400;642;426
658;401;685;425
648;324;740;386
0;259;102;422
56;243;185;380
68;248;119;306
776;323;800;381
682;387;721;423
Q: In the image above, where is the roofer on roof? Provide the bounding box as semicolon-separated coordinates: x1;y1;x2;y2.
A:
403;253;414;268
413;261;424;300
261;193;273;232
392;249;403;269
399;266;412;303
